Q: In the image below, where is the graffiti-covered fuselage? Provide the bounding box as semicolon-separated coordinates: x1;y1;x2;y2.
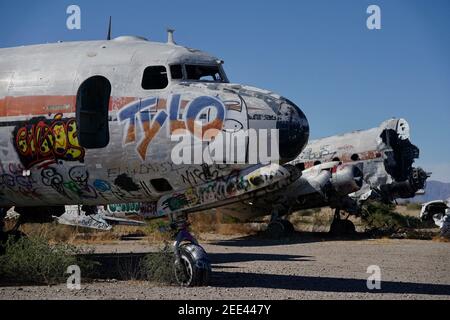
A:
0;36;309;215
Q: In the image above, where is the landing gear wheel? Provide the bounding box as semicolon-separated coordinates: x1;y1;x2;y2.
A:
174;244;211;287
266;220;294;239
329;219;356;236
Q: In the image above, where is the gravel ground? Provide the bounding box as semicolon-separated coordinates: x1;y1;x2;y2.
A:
1;234;449;300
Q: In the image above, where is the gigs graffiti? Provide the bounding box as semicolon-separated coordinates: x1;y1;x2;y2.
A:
13;113;85;169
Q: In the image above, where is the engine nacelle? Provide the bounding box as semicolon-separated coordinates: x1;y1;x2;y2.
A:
330;164;364;196
380;167;428;200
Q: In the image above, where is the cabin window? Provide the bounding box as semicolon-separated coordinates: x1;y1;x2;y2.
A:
351;154;360;161
314;161;322;166
76;76;111;149
185;65;225;82
150;178;173;193
170;64;183;80
141;66;168;90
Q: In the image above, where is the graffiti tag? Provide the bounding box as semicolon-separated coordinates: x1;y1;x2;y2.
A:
14;113;85;169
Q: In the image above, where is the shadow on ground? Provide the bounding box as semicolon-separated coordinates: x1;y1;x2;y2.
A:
4;249;448;297
211;271;450;296
77;251;450;296
210;231;371;247
78;251;313;280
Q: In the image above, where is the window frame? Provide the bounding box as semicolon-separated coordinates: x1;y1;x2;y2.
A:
168;63;229;83
184;64;227;83
141;65;169;90
169;64;184;81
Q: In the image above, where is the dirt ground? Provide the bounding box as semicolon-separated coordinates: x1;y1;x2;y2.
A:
1;232;449;300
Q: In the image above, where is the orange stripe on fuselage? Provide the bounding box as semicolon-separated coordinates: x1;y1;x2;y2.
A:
0;95;137;117
303;150;383;169
0;98;5;116
0;96;76;117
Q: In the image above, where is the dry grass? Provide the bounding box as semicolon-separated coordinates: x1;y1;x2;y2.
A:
288;208;365;233
4;219;169;245
2;203;434;244
395;204;421;217
432;236;450;243
4;210;255;245
190;210;258;238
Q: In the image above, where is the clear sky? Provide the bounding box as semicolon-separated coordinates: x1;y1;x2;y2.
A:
0;0;449;182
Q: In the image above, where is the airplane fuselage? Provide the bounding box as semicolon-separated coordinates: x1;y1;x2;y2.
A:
0;36;309;214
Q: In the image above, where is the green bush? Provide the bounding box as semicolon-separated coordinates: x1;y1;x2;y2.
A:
0;236;94;285
139;245;176;284
362;201;423;232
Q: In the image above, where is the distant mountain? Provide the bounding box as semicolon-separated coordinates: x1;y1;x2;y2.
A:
409;180;450;204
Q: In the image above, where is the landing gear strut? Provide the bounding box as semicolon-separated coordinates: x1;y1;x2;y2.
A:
170;212;211;287
329;208;356;236
266;208;295;239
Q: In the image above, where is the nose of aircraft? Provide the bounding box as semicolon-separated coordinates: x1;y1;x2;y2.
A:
277;100;310;164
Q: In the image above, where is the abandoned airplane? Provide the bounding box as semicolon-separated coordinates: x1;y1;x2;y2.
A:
0;30;309;286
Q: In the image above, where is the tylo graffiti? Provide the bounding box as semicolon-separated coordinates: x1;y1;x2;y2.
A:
118;94;226;161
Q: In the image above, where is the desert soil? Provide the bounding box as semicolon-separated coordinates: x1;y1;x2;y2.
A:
1;233;449;300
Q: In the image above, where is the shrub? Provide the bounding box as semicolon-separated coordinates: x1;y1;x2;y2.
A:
139;244;176;284
0;236;95;285
361;201;423;232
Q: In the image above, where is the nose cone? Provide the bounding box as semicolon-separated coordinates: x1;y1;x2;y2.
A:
277;100;310;163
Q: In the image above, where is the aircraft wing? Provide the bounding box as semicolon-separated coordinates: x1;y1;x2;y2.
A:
102;215;145;226
54;205;145;231
54;211;113;231
219;161;364;221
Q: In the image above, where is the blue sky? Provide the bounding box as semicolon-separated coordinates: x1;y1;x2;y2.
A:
1;0;449;182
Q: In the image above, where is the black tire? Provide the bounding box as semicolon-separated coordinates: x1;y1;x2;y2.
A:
174;244;211;287
329;219;356;236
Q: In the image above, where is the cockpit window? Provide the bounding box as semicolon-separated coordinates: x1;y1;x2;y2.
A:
185;65;225;82
142;66;168;90
170;64;183;80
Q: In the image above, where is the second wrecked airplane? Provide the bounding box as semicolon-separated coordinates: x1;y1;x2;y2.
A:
221;118;428;236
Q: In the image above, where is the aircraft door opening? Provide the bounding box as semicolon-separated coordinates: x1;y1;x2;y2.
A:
76;76;111;149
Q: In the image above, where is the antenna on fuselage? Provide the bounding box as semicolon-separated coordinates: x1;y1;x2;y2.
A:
107;16;112;40
167;28;176;45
